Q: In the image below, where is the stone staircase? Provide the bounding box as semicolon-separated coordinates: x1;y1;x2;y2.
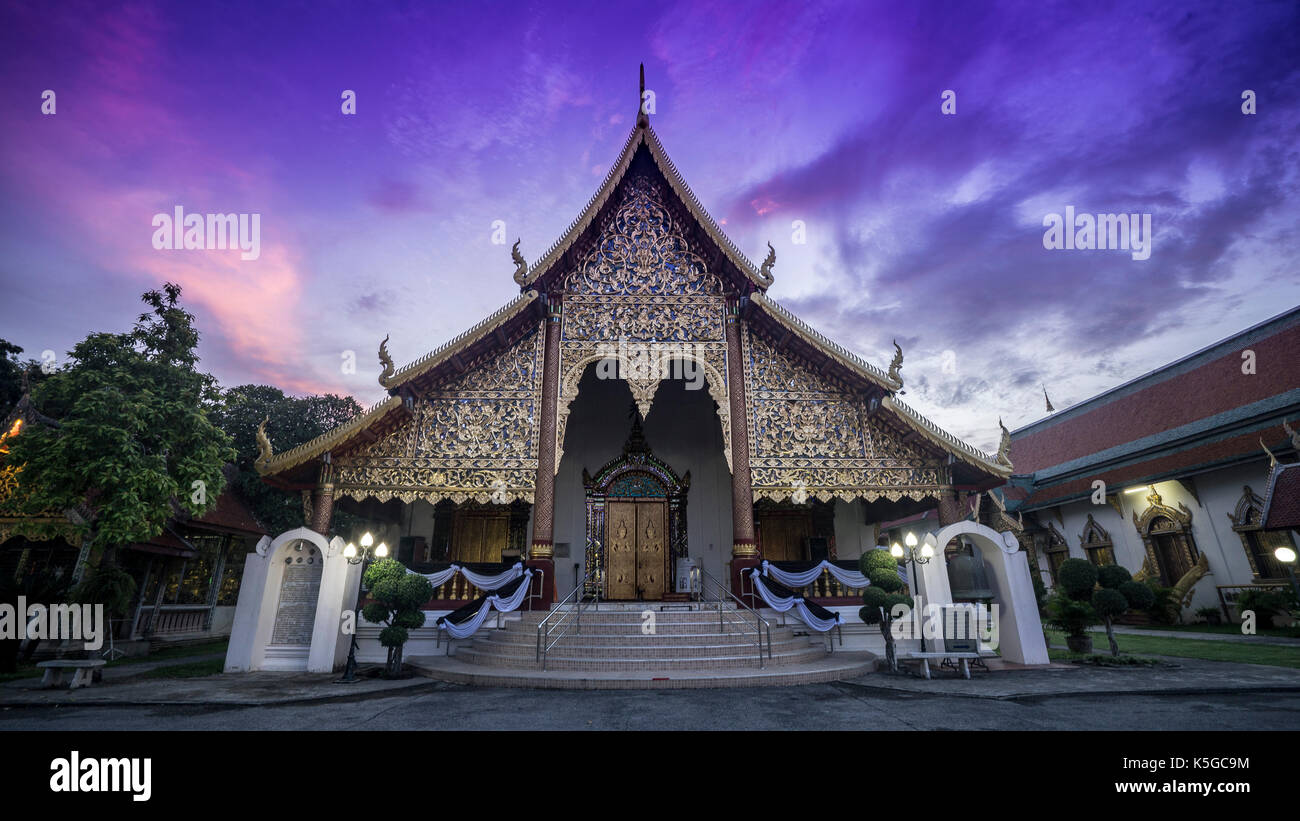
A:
407;602;877;689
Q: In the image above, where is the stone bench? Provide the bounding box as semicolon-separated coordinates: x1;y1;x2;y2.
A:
36;659;106;690
901;652;983;680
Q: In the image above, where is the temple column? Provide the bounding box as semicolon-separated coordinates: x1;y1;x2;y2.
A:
530;304;563;560
937;488;966;527
725;311;757;558
310;482;335;536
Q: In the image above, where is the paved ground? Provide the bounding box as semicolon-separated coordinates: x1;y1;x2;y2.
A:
2;653;1300;730
3;679;1299;731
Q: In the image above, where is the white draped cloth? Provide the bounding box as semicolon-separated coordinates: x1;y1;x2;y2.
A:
761;556;907;589
438;569;535;640
748;569;841;633
409;561;524;591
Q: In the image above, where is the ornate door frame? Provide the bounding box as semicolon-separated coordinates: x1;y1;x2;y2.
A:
1132;488;1199;586
582;418;689;598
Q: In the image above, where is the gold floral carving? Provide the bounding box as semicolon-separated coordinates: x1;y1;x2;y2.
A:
332;325;543;505
556;173;733;472
744;327;947;502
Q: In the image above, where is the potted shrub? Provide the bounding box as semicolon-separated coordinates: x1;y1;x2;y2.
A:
1047;558;1099;653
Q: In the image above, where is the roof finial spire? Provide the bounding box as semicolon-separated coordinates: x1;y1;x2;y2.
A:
637;63;649;128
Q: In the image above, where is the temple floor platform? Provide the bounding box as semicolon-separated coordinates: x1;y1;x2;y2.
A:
407;602;878;689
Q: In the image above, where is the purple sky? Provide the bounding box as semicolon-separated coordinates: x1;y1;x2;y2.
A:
1;0;1297;454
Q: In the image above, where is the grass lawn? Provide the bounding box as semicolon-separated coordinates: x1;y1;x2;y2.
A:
138;657;224;679
1120;623;1300;639
1045;629;1300;669
105;639;228;668
1;638;229;683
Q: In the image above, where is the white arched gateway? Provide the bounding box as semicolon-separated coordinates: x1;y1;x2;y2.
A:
916;521;1049;666
224;527;360;673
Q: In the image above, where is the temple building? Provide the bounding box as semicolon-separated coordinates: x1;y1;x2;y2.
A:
1003;306;1300;624
238;71;1046;683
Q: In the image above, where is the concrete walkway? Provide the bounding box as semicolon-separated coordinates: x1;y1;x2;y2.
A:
4;652;1300;707
1107;626;1300;647
846;655;1300;699
0;662;436;707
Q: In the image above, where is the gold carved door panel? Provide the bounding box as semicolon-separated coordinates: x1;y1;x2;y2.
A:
604;500;667;600
635;501;666;600
607;502;638;600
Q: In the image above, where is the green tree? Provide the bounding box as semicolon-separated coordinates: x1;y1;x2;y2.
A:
858;548;913;673
5;284;235;609
211;384;362;536
361;558;433;677
0;339;46;415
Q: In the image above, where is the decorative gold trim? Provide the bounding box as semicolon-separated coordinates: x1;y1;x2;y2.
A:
258;396;403;476
516;127;773;292
383;291;540;388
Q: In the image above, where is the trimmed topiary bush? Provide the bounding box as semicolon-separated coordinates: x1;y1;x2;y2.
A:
362;558;434;677
1057;558;1099;600
858;548;911;672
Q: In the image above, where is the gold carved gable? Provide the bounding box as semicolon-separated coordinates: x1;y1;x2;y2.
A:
556;172;732;471
333;324;544;505
743;327;945;502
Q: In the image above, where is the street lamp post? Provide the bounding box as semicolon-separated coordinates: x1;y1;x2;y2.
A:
336;531;388;684
891;531;935;652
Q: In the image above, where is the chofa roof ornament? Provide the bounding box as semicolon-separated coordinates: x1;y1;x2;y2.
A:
378;334;395;387
255;416;274;469
757;241;776;287
511;239;528;285
996;418;1013;469
887;340;904;388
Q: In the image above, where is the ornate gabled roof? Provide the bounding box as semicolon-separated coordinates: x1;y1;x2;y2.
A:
748;292;901;393
518;124;773;294
258;290;543;479
380;290;540;389
882;396;1012;478
256;394;403;478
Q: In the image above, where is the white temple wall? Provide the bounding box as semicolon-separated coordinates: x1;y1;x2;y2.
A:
833;499;875;562
1040;457;1280;615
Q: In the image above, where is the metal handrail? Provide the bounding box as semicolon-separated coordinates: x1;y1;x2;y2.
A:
536;563;601;670
693;565;771;668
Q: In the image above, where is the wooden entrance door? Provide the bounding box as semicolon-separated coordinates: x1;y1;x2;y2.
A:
451;511;509;565
606;500;667;600
757;512;812;562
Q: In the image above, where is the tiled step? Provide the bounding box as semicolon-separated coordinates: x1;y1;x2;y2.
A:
478;629;804;648
472;637;817;660
407;651;877;689
451;644;828;671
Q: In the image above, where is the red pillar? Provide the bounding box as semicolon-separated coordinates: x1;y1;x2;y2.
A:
725;311;760;598
310;473;335;536
529;305;562;592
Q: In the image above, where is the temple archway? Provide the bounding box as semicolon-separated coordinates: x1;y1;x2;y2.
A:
917;521;1049;666
582;412;690;600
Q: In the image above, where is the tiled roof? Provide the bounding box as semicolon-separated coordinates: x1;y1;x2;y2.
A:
1008;307;1300;509
1261;463;1300;531
1011;307;1300;475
